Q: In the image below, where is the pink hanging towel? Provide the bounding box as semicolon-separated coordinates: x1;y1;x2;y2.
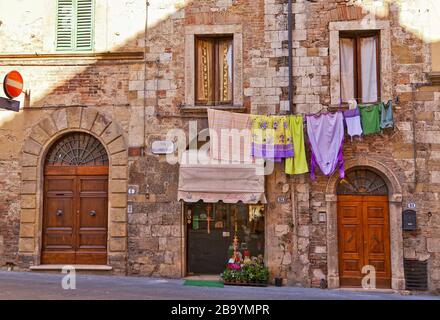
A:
306;112;345;181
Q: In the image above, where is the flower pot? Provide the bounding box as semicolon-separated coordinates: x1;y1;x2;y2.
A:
274;277;283;287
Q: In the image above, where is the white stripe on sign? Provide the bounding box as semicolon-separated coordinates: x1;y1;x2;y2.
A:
6;78;24;90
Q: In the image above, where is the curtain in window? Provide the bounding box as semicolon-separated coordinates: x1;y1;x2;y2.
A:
361;36;378;103
196;39;214;104
218;39;233;103
340;38;355;102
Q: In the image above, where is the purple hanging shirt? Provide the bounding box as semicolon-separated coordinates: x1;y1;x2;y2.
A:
306;112;345;180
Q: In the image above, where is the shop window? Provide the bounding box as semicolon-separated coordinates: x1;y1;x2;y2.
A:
56;0;94;51
186;202;264;275
195;36;233;106
339;31;380;104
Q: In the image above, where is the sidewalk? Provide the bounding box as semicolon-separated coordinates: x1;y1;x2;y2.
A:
0;271;438;300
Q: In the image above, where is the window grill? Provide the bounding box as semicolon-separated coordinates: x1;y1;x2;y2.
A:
337;169;388;195
45;132;108;166
404;259;428;291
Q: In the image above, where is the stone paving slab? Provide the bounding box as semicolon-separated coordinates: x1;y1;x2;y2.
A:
0;271;439;300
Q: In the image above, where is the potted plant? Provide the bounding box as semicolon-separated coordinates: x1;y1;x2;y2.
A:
256;265;269;285
275;222;293;287
245;264;257;283
221;269;233;283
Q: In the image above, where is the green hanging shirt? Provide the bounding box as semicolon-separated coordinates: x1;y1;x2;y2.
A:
359;104;381;135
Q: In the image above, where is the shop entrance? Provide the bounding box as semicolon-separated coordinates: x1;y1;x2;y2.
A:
337;169;391;288
42;133;109;265
186;202;265;275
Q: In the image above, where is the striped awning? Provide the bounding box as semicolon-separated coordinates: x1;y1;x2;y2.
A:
178;150;266;204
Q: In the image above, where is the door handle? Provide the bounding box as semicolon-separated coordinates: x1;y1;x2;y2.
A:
89;210;97;217
56;209;63;216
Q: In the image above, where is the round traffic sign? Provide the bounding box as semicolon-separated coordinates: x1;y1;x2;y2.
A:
3;71;24;99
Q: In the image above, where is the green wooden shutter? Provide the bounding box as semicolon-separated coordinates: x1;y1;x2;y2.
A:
56;0;94;51
75;0;94;51
56;0;75;51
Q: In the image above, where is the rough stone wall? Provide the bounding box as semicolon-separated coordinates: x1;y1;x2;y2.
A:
0;160;20;266
286;0;440;290
0;0;439;291
126;0;271;278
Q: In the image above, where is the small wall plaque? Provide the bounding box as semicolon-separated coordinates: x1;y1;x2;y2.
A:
408;202;417;209
277;195;286;203
151;140;175;155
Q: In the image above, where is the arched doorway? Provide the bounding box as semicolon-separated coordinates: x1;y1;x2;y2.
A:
42;132;109;265
337;168;391;288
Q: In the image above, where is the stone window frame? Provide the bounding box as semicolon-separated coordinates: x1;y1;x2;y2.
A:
329;20;392;106
184;24;243;109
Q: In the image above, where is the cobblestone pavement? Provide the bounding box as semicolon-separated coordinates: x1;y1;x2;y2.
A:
0;271;438;300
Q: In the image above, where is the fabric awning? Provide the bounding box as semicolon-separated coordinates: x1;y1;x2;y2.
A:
178;150;267;204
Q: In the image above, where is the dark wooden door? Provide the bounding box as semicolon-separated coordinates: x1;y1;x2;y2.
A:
187;203;230;275
338;195;391;288
42;167;108;265
188;228;230;274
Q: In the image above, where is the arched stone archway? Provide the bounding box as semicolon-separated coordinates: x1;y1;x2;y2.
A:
325;157;405;290
18;107;128;271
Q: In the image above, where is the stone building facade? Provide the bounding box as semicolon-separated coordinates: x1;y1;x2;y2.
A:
0;0;439;291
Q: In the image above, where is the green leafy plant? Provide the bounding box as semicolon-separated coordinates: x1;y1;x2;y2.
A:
222;261;268;284
256;266;269;282
221;269;233;282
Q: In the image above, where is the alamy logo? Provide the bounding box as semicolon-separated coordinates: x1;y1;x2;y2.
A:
61;265;76;290
361;265;376;290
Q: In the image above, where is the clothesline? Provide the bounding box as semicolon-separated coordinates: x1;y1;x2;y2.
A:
207;102;395;180
259;97;398;117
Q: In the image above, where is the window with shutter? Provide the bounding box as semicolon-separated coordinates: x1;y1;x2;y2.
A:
56;0;94;51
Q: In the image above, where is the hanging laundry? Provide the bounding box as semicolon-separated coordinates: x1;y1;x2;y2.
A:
251;115;294;162
380;100;394;130
285;115;309;175
358;103;381;135
306;112;345;180
207;108;252;163
343;108;363;141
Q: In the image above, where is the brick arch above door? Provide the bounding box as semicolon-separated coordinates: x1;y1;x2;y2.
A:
18;107;128;272
324;157;405;291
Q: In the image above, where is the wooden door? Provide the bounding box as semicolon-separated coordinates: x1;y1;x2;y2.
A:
187;203;230;275
42;176;76;264
338;195;391;288
76;175;108;264
42;168;108;265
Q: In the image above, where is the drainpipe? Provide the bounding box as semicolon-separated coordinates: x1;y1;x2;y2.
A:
143;1;150;153
410;84;418;194
287;0;294;115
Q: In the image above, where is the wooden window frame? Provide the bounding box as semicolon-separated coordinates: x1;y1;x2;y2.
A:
339;30;381;104
195;35;234;106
